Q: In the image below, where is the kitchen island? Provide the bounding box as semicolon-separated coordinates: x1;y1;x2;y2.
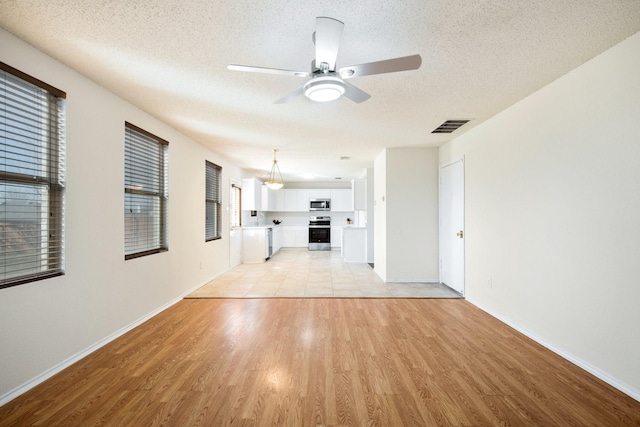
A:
341;226;366;262
242;225;283;263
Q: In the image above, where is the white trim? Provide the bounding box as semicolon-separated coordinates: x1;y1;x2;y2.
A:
0;270;227;407
466;297;640;403
439;156;465;170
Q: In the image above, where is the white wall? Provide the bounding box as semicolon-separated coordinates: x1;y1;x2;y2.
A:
439;31;640;399
0;29;246;402
375;148;439;282
374;151;387;280
365;167;375;264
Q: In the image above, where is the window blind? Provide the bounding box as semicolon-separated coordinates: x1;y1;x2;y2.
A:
0;62;66;289
124;122;168;259
205;161;222;241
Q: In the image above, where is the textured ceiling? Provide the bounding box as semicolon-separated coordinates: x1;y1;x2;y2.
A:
2;1;640;183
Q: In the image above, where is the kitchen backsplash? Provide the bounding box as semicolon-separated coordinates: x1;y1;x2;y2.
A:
242;210;360;227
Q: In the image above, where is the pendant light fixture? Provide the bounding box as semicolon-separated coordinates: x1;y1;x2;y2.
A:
266;149;284;190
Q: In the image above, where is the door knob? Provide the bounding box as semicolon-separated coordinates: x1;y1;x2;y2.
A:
456;230;464;238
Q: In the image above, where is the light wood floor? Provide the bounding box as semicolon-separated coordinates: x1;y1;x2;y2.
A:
188;248;462;298
1;299;639;426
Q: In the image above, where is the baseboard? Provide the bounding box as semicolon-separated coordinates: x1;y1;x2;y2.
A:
0;269;227;407
466;297;640;403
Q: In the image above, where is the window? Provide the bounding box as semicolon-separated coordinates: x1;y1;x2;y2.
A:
230;183;241;228
205;161;221;241
124;122;168;259
0;62;66;289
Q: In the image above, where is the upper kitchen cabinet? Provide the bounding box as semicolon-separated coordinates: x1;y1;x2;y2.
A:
330;189;353;212
309;189;331;199
242;178;262;211
352;179;366;210
261;185;285;211
284;189;310;212
261;185;269;211
254;187;354;212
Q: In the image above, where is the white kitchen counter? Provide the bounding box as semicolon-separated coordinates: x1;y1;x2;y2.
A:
242;223;283;229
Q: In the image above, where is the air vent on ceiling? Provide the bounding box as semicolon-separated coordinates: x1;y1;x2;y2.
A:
431;119;470;134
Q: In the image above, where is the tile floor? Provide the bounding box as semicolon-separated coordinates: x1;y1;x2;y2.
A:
187;248;462;298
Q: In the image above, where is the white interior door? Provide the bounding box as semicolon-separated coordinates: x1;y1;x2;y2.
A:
440;159;465;294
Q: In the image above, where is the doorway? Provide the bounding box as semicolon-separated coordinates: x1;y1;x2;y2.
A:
439;158;465;295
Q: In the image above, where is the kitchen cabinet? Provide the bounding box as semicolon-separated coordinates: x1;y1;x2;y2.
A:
273;226;283;254
331;226;342;248
261;186;285;211
351;179;366;210
283;228;295;247
258;187;357;213
241;178;262;211
273;189;285;211
242;227;269;263
330;189;353;211
341;226;367;262
262;185;286;212
309;189;330;199
261;186;269;211
283;226;308;247
296;228;309;247
284;189;310;212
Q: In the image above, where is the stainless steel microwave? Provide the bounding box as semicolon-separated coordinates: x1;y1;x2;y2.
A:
309;199;331;211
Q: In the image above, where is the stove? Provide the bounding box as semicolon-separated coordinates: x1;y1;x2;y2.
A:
309;216;331;251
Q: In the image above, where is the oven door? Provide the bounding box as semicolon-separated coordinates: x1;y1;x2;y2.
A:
308;226;331;251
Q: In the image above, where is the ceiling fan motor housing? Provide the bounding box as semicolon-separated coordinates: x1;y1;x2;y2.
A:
311;59;333;74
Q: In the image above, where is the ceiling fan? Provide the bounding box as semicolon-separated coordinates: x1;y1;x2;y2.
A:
227;17;422;104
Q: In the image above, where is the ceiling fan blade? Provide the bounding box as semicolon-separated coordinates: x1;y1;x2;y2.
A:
274;85;305;104
338;54;422;79
343;81;371;103
314;17;344;71
227;64;309;77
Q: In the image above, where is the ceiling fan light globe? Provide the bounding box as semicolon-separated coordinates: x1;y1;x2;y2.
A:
304;76;345;102
307;86;344;102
